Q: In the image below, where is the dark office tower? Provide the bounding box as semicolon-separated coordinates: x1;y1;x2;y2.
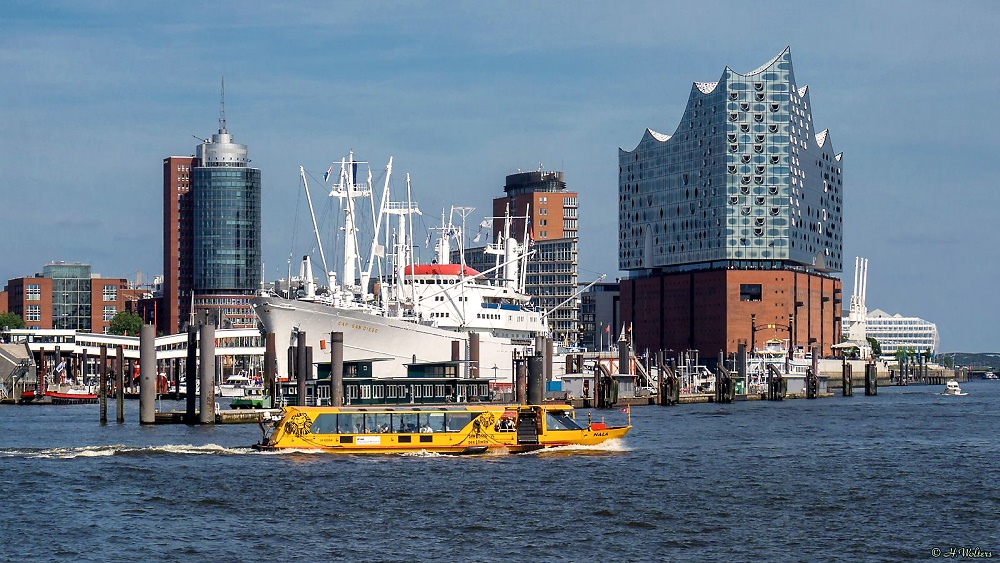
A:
190;96;261;329
619;48;843;357
163;155;196;334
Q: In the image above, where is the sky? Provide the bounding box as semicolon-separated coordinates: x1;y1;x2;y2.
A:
2;1;999;352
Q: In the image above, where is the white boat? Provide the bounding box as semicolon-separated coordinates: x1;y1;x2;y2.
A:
252;152;554;386
218;373;253;398
944;379;967;396
745;339;810;394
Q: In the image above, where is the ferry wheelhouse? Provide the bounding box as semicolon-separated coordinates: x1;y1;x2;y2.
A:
253;403;630;455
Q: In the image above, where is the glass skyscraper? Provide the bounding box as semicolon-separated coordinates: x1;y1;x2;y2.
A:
619;47;843;274
190;114;262;328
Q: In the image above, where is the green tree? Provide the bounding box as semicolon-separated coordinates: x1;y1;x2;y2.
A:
0;312;25;330
108;310;143;336
866;336;882;357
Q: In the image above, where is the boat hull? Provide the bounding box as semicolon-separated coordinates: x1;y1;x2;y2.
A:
252;295;533;383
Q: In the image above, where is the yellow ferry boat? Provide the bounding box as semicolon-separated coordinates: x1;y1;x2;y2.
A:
253;403;630;455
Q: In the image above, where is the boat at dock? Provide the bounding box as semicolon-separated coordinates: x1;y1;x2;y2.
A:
20;385;99;405
230;386;271;409
253;403;630;454
252;151;555;386
218;373;254;398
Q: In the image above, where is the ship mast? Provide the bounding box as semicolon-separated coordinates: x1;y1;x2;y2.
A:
330;151;371;296
299;166;333;290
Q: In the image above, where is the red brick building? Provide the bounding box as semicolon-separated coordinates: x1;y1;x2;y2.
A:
620;269;841;358
162;156;196;334
5;263;135;333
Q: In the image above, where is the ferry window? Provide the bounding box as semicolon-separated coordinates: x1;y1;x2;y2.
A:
434;385;445;397
545;410;583;431
396;413;417;433
337;413;361;433
444;412;472;432
430;413;446;432
361;385;372;399
311;414;338;434
370;413;391;433
417;413;445;432
740;284;762;302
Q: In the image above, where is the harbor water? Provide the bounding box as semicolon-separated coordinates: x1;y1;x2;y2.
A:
1;381;997;561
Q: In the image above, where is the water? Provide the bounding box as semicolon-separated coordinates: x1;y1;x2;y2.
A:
2;382;998;561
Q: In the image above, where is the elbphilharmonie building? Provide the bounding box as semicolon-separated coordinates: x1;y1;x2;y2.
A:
618;48;844;358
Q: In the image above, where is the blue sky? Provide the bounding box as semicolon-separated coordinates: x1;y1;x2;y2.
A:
2;1;999;351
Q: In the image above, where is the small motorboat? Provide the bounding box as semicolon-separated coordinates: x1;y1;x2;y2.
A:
943;379;967;396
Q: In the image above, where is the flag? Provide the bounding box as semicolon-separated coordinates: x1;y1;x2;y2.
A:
323;164;334;182
604;325;610;334
620;405;630;413
55;361;66;373
628;322;633;332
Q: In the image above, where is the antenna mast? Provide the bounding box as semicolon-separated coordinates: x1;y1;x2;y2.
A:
219;77;227;133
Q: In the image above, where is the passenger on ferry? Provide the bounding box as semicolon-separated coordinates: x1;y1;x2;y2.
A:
419;423;433;433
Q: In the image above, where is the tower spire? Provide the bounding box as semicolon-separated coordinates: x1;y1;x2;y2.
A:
219;76;227;134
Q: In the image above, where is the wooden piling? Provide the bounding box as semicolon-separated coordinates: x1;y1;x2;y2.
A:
842;358;853;397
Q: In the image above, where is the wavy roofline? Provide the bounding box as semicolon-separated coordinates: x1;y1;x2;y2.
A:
620;128;671;153
725;46;790;78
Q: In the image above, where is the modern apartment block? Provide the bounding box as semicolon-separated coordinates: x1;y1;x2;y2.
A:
162;96;261;333
619;48;843;357
4;262;136;333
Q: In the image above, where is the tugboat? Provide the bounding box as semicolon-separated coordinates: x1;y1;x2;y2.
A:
253;403;630;455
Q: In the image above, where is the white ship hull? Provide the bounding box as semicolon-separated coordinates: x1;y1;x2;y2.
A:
252;295;534;384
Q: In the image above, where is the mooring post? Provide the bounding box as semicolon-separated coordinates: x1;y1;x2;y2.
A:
264;332;276;404
469;332;480;380
296;331;308;407
842;357;853;397
331;331;344;407
115;346;125;423
139;324;156;425
544;337;553;387
527;355;544;405
186;325;198;422
199;323;216;424
99;345;108;424
516;358;528;406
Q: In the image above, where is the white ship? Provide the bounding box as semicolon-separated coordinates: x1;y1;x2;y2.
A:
252;152;554;386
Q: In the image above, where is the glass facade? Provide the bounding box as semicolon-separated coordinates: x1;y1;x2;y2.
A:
43;262;92;330
619;48;843;274
191;128;262;296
